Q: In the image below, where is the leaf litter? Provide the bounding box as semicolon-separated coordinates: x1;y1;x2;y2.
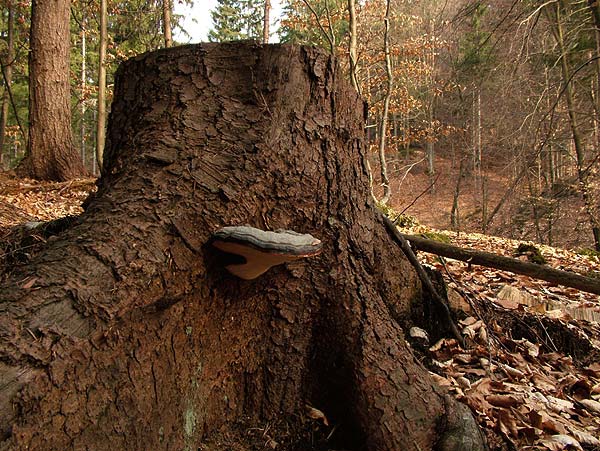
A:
401;223;600;450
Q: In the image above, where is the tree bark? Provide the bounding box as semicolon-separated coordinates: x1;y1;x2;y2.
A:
347;0;359;93
0;43;484;451
263;0;271;44
80;15;87;163
405;234;600;295
19;0;86;181
163;0;173;48
96;0;107;174
377;0;393;205
0;0;15;168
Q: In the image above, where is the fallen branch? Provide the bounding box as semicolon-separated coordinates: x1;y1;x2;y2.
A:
381;214;465;347
405;234;600;295
0;178;96;196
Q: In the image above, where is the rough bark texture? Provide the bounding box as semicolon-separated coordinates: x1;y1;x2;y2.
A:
0;0;15;168
20;0;86;181
0;43;484;451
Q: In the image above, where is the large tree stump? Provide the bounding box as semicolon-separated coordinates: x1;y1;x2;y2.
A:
0;43;485;450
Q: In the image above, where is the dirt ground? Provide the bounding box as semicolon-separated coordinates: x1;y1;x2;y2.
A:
377;150;594;251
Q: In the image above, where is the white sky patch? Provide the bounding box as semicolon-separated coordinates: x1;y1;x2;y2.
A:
174;0;283;43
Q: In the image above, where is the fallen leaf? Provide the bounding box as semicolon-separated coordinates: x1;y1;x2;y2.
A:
486;394;523;408
539;434;583;451
305;405;329;426
578;398;600;415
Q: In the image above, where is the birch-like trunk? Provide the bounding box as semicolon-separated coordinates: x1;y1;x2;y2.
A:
0;1;14;168
377;0;393;205
96;0;107;174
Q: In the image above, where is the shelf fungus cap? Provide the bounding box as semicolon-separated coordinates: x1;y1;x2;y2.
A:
211;226;323;280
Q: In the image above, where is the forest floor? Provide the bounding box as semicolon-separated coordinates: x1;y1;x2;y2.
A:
385;149;594;251
0;170;599;450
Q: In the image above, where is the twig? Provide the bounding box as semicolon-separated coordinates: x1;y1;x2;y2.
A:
299;0;335;54
381;213;465;347
399;173;440;216
0;62;27;147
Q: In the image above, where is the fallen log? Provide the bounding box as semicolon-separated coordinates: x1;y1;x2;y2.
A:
403;233;600;296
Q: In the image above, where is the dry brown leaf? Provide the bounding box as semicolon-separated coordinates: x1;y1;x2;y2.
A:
532;373;558;393
539;434;583;451
20;277;38;289
496;408;519;438
305;405;329;426
529;410;566;434
578;398;600;415
486;394;523;408
546;396;574;415
569;428;600;446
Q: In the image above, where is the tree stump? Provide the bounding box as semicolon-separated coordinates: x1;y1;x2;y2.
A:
0;43;485;450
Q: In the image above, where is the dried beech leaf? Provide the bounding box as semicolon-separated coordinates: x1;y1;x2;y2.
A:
305;405;329;426
21;277;38;289
486;394;523;408
539;434;583;451
500;363;525;379
569;428;600;446
531;373;557;393
578;399;600;415
496;408;519;438
546;396;574;414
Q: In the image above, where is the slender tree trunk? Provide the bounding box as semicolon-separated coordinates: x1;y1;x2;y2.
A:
377;0;393;205
348;0;359;93
97;0;108;174
19;0;86;181
0;43;484;451
81;19;87;163
163;0;173;48
451;159;465;231
0;1;15;168
263;0;271;43
426;19;436;186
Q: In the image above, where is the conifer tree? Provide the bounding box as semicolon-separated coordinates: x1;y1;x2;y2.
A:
208;0;263;42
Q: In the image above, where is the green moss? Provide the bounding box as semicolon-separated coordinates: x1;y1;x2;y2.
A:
375;202;419;228
515;243;546;264
576;248;600;259
422;232;451;243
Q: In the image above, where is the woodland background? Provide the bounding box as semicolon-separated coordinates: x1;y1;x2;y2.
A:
2;0;600;249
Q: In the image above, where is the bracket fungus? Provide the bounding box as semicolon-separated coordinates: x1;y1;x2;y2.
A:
211;226;323;280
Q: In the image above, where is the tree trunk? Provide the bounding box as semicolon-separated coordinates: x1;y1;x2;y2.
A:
0;44;484;451
19;0;86;181
0;0;15;168
163;0;173;48
347;0;359;93
80;17;87;163
97;0;107;174
377;0;393;205
263;0;271;44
